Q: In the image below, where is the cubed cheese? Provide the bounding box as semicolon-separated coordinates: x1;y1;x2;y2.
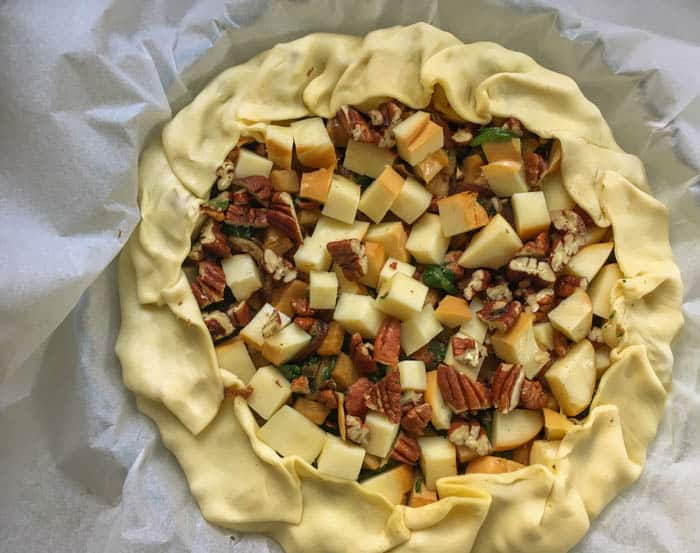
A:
418;436;457;490
458;214;523;269
425;370;451;430
322;174;361;224
390;176;432;224
395;112;444;166
482;160;528;197
247;365;292;419
343;140;396;178
270;169;300;193
364;412;400;458
405;212;450;265
482;138;522;163
400;305;443;355
316;435;365;481
437;192;489;237
511;191;551;239
434;295;471;328
361;464;413;505
309;271;338;310
299;168;333;203
221;254;263;301
291;117;336;169
565;242;614;282
366;222;410;262
240;303;291;350
358;166;405;223
376;272;429;321
333;293;385;338
258;405;326;463
215;338;257;383
265;125;294;169
261;323;312;366
359;242;387;288
414;149;448;183
378;258;416;288
398;360;427;391
533;322;555;351
234;148;273;178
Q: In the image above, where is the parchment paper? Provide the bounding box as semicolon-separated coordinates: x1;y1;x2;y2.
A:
1;1;699;552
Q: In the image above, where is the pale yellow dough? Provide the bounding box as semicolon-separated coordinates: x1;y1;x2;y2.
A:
116;23;683;553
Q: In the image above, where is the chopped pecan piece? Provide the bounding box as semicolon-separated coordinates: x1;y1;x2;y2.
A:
316;388;338;409
235;175;272;205
263;248;297;283
231;188;253;206
294;318;329;359
226;300;254;327
202;310;234;341
463;269;492;300
549;210;586;271
501;117;524;136
225;204;268;228
401;403;432;436
327;239;368;281
345;415;370;446
267;192;304;244
391;433;421;465
451;128;473;145
507;257;556;287
191;259;226;308
228;236;264;266
400;390;424;410
363;371;402;424
448;420;491;456
451;335;487;370
261;309;283;338
437;363;492;414
523;288;555;321
378;101;403;126
291;376;311;395
477;300;523;333
188;241;205;262
588;326;604;344
410;343;444;371
485;282;513;302
552;330;570;358
349;333;378;375
327;116;350;147
199;220;231;258
444;250;465;281
345;377;373;418
519;379;549;410
336;106;381;144
555;275;588;298
293;316;316;332
374;317;401;367
516;232;550;258
215;160;236;191
491;363;525;414
224;385;253;399
291;298;316;317
523;152;547;186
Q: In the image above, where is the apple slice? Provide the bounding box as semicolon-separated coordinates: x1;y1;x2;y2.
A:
547;287;593;342
465;456;525;475
265;125;294;169
511;191;551;240
425;370;451;430
481;160;529;197
545;339;596;416
458;214;523;269
361;464;413;505
400;305;444;355
405;212;450;264
588;263;622;319
491;409;544;452
565;242;614;282
491;312;550;379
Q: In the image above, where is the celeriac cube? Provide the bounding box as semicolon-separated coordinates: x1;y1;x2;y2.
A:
366;222;410;262
491;409;544;451
482;138;522;163
316;435;365;481
533;322;554;351
221;254;263;301
545;339;596;416
378;257;416;288
309;271;338;310
588;263;622;319
265;125;294;169
215;338;257;383
361;464;413;505
565;242;614;282
547;287;593;342
333;292;385;338
359;241;386;288
541;173;575;211
458;214;523;269
270;169;300;193
299;168;333;203
491;312;549;378
364;412;400;458
291;117;336;168
390;176;432;224
459;298;488;343
425;370;451;430
240;303;291;350
437;192;489;236
543;407;574;440
414;149;448;183
247;365;292;419
343;140;396;178
434;295;471;328
376;272;429;321
258;405;326;462
405;212;450;264
418;436;457;490
234;148;273;178
511;191;551;239
398;360;427;390
358;166;405;223
261;323;312;366
322;174;361;224
400;305;443;355
395;112;444;165
482;160;528;197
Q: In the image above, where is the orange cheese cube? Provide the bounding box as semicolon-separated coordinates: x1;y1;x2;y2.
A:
414;149;448;183
270;169;300;193
299;168;333;203
434;295;472;328
359;241;387;288
437;192;489;237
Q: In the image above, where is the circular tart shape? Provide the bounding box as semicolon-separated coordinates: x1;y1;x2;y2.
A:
116;23;683;553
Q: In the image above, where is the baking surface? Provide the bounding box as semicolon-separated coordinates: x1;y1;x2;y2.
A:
0;1;698;552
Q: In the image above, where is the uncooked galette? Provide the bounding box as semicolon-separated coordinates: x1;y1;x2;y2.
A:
117;23;683;553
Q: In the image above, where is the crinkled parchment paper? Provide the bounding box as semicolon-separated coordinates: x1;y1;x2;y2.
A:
0;1;699;552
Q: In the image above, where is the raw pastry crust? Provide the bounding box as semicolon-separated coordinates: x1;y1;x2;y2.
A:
116;23;683;553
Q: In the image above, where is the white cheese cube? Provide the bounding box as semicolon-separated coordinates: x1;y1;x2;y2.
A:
547;288;593;342
376;272;428;321
221;254;263;301
247;365;292;419
234;148;273;178
215;338;256;383
425;370;451;430
343;140;396;178
511;191;551;239
291;117;336;169
458;214;523;270
588;263;622;319
261;323;312;366
390;176;432;224
398;360;427;391
417;436;457;490
240;303;291;350
258;405;326;462
316;435;365;481
406;212;450;264
545;339;596;417
394;112;444;166
400;305;444;355
378;258;416;288
482;138;522;163
293;237;329;273
365;222;410;262
358;166;405;223
361;464;413;505
364;412;400;458
482;160;529;197
565;242;614;282
322;175;361;224
265;124;294;169
309;271;338;310
333;293;385;338
459;298;488;343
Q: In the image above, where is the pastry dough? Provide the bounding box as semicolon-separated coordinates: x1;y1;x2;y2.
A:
116;23;683;553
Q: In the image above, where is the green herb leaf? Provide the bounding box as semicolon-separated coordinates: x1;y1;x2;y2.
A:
222;224;253;239
316;357;336;385
422;264;457;294
427;341;447;363
470;127;516;147
278;364;302;381
414;477;423;493
203;198;229;211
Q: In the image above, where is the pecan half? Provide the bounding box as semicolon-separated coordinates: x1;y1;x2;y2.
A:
203;310;234;341
261;309;283;338
516;232;550;258
268;192;303;244
363;370;402;423
491;363;525;414
555;274;588;298
226;300;254;327
477;300;523;333
215;160;235;191
519;379;549;410
485;282;513;302
523;152;547;186
444;250;465;281
199;220;230;258
291;298;316;317
349;333;378;375
191;259;226;308
451;335;487;370
391;432;421;465
336;106;381;144
507;257;556;287
437;363;492;413
345;377;373;418
374;317;401;367
293;316;315;332
291;376;311;395
225;204;268;228
235;175;272;205
327;239;368;281
448;420;491;456
316;388;338;410
523;287;555;321
346;415;370;446
463;269;492;301
401;403;433;436
263;248;297;283
231;188;253;206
